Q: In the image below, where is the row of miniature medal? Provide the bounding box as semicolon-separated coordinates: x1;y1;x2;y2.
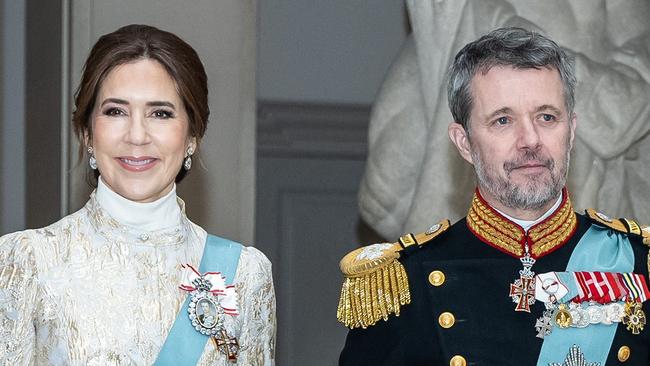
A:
507;246;649;338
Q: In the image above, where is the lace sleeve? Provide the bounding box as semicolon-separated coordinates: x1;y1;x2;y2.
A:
0;232;38;366
234;247;276;366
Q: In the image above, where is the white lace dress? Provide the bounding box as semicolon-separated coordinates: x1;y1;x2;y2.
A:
0;182;275;366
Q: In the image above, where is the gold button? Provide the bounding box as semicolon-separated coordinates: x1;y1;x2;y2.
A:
450;355;466;366
618;346;631;362
428;270;446;286
438;312;455;329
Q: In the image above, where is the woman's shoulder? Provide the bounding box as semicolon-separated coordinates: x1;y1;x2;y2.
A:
236;245;272;279
0;209;86;259
240;245;271;267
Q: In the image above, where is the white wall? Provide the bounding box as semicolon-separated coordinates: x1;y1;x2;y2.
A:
258;0;408;104
0;0;25;234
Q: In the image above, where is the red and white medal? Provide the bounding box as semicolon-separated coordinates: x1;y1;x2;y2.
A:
509;243;536;312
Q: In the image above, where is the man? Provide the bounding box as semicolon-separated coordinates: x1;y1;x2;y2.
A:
337;27;650;366
198;300;217;328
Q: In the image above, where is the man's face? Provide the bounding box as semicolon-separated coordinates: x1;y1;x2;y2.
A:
453;65;576;212
201;301;211;314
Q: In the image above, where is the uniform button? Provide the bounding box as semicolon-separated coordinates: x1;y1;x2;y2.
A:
449;355;466;366
617;346;631;362
438;312;455;328
428;270;446;286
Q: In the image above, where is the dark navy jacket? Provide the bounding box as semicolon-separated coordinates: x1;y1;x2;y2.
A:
339;213;650;366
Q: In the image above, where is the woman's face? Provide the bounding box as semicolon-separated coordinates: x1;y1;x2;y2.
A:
89;58;196;203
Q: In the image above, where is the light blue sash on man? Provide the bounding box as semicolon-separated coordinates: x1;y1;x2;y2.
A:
154;235;242;366
536;224;634;366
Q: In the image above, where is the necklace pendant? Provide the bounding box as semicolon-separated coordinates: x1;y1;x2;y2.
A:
509;253;537;312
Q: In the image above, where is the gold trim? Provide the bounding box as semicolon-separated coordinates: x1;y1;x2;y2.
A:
623;218;642;236
585;208;629;233
467;195;524;256
337;258;411;329
399;233;417;248
467;190;576;258
337;220;450;329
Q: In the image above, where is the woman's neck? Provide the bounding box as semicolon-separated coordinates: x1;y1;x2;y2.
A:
95;176;181;231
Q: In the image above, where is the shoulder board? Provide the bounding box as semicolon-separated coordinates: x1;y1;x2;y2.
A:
397;219;451;249
585;208;650;246
337;219;450;329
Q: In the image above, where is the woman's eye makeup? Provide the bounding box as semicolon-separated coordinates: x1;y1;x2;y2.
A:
152;109;174;119
103;107;126;116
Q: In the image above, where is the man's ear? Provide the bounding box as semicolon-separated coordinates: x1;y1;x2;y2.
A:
448;122;473;165
568;112;577;149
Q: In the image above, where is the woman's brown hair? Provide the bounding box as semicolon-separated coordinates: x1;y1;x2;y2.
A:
72;24;209;183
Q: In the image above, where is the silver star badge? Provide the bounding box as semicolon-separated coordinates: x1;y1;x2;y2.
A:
535;309;553;339
549;345;601;366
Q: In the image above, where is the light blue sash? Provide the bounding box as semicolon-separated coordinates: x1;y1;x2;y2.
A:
536;224;634;366
154;235;243;366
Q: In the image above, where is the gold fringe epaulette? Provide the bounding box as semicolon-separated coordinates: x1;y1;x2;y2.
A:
586;209;650;245
337;219;450;329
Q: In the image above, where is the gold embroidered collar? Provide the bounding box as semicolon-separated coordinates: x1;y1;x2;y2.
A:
466;188;577;258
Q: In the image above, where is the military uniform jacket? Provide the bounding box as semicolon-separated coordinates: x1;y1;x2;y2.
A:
338;191;650;366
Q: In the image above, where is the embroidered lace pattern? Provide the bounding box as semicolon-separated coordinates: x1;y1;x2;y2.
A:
0;193;275;365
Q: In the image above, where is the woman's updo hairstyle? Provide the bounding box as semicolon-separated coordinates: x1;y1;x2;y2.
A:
72;24;209;183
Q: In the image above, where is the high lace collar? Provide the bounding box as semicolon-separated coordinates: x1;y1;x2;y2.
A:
466;187;577;259
86;177;190;246
96;177;181;231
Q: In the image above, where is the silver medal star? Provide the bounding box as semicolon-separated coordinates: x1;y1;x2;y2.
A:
535;309;553;338
549;345;601;366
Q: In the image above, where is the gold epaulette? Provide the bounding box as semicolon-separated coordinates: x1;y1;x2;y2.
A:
586;209;650;246
337;219;450;329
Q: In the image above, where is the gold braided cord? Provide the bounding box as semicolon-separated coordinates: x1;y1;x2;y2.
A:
337;260;411;329
529;196;573;241
382;264;393;314
471;195;523;241
532;211;576;256
467;190;577;258
374;271;386;323
467;205;524;256
388;262;401;316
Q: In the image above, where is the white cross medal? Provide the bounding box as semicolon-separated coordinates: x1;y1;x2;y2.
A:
180;264;240;362
509;250;537;312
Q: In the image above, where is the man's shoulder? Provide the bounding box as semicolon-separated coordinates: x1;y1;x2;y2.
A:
584;208;650;245
336;219;451;330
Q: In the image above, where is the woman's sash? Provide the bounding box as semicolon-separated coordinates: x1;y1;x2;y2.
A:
154;235;242;366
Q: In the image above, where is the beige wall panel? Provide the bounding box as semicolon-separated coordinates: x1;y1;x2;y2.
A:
67;0;256;244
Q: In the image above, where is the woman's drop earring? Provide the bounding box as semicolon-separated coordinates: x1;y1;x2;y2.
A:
184;146;194;171
88;146;98;170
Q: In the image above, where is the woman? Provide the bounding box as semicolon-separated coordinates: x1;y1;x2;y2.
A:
0;24;275;365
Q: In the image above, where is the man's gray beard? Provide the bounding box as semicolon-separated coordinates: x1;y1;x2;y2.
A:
471;147;569;211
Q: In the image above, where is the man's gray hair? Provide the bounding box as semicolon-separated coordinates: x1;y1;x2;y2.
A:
447;27;576;133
